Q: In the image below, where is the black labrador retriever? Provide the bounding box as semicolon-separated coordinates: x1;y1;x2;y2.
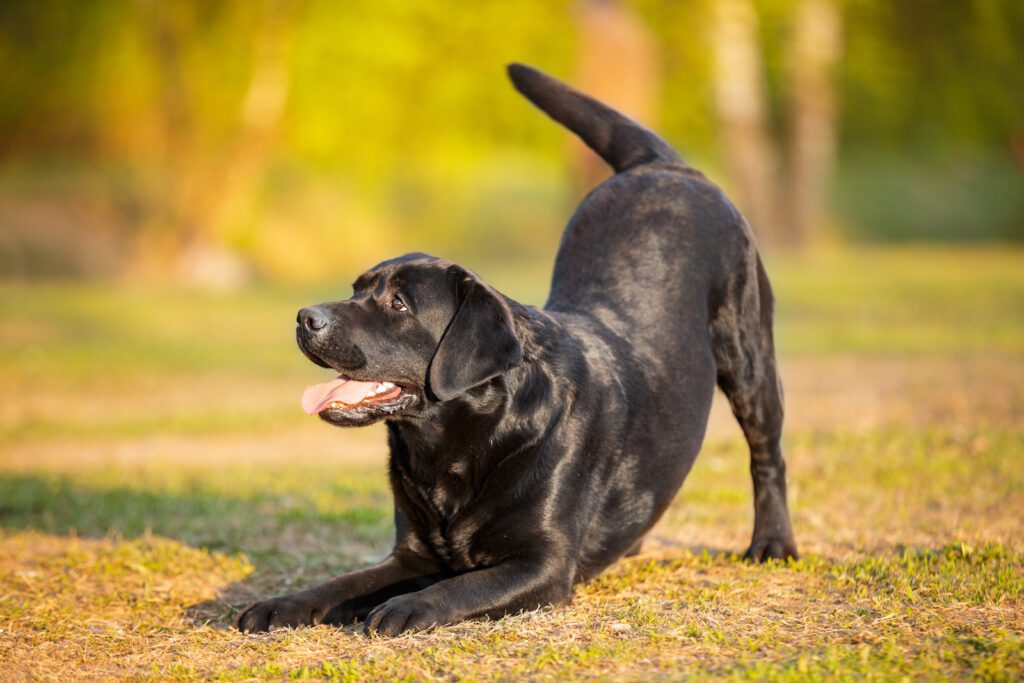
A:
238;64;797;636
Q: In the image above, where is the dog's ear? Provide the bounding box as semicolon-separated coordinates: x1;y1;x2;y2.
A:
428;267;523;402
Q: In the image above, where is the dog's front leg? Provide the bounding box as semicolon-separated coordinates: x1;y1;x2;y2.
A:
237;554;441;633
363;556;572;636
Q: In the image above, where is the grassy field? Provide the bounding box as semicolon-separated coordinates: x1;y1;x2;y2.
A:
1;247;1023;680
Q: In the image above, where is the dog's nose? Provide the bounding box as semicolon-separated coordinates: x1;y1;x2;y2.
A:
297;306;331;333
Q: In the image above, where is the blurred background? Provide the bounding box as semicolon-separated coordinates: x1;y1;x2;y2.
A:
1;0;1022;285
2;4;1024;677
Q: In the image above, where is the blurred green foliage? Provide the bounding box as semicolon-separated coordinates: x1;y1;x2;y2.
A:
0;0;1022;280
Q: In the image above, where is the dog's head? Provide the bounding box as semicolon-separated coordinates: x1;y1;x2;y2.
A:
296;253;524;427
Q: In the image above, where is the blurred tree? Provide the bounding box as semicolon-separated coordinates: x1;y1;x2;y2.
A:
712;0;784;243
572;0;659;195
712;0;842;248
786;0;841;245
177;0;300;288
1;0;1022;281
131;0;301;288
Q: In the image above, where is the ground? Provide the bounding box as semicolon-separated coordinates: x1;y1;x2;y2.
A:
1;247;1022;681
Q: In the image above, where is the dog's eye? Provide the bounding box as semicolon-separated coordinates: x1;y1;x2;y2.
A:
391;296;408;312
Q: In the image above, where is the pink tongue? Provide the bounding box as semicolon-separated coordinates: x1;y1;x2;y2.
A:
301;375;379;415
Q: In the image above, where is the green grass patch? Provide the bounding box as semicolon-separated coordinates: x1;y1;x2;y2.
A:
2;247;1022;387
0;463;393;574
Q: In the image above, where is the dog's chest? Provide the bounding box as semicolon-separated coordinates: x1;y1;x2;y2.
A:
398;467;486;571
423;518;478;571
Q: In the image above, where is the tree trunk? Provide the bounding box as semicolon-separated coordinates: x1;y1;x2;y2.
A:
175;0;296;289
712;0;784;245
786;0;841;246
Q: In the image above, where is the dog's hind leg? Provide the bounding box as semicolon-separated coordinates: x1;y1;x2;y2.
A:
710;255;798;562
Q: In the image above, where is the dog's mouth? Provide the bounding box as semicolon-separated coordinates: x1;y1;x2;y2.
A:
301;375;407;415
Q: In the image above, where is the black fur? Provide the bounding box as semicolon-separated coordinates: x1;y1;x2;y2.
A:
238;64;797;636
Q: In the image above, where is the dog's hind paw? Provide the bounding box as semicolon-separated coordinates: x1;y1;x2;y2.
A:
743;537;799;563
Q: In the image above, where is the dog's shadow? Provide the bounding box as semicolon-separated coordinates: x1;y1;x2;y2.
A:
185;560;387;632
0;471;392;632
186;579;260;630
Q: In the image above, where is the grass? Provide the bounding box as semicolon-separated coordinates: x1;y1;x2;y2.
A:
1;246;1023;680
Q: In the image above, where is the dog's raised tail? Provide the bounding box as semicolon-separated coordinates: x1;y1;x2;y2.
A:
507;63;682;174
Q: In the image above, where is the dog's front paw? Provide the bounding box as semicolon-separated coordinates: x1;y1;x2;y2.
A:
363;594;449;636
743;536;799;563
237;595;326;633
